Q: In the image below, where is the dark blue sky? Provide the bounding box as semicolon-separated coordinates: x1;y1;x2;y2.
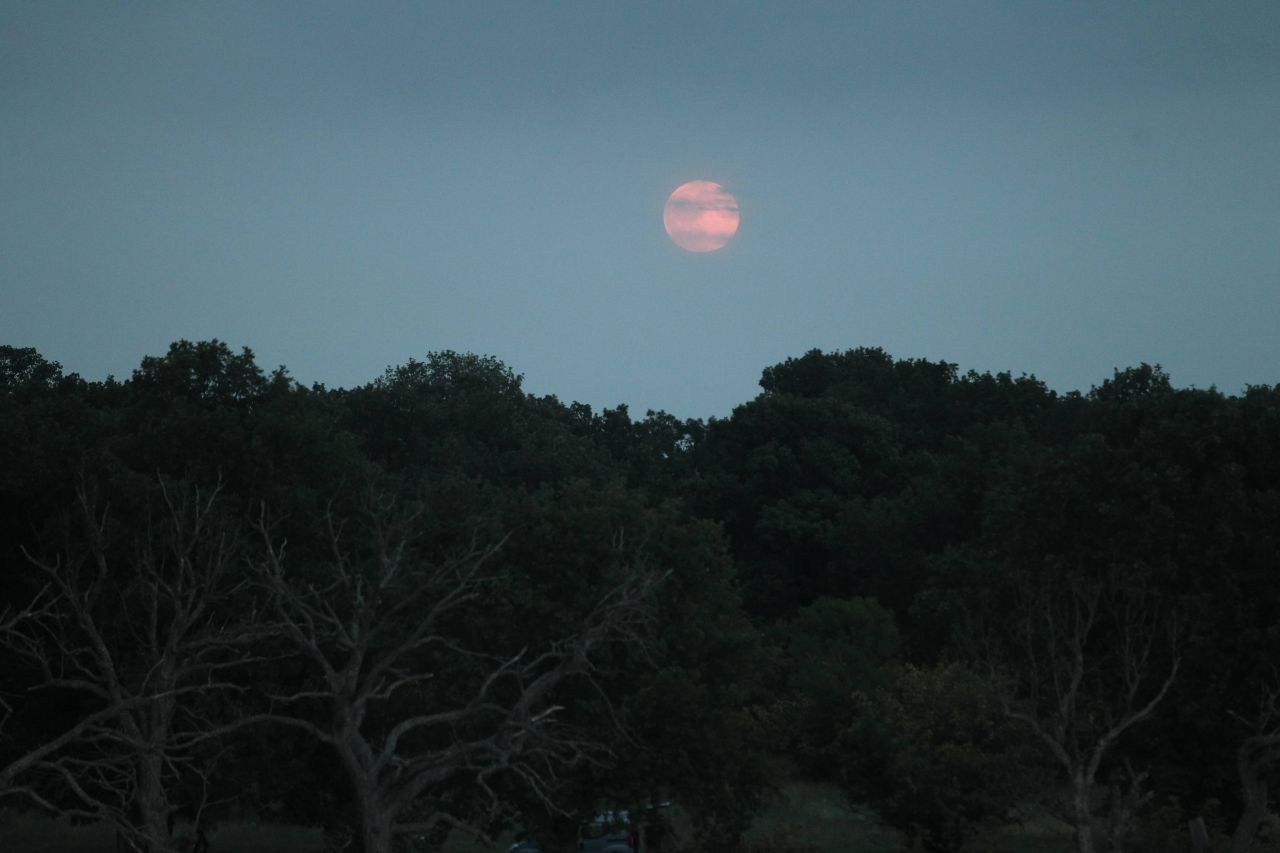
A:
3;2;1277;417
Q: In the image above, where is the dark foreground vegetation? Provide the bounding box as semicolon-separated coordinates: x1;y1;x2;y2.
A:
2;341;1279;853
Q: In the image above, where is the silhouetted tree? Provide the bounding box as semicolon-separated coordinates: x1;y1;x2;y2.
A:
248;483;665;853
1;477;264;853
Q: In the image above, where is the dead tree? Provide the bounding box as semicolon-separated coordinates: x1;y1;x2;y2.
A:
250;488;665;853
1221;677;1280;853
0;588;135;790
1;478;263;853
968;567;1180;853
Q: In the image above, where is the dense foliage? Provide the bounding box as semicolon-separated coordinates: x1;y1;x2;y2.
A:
2;341;1279;853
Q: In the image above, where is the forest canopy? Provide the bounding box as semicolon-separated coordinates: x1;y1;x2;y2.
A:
2;341;1279;853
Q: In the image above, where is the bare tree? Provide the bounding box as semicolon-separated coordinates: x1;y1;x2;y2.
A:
967;567;1180;853
250;488;665;853
1218;676;1280;853
0;478;263;853
0;592;145;792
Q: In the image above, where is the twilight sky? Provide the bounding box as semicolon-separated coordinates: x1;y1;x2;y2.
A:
3;2;1278;418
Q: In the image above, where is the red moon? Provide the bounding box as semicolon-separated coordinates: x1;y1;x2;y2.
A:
663;180;740;252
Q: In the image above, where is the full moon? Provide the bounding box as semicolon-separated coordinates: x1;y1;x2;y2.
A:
663;180;740;252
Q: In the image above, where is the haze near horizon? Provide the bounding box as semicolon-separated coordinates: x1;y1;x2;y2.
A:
2;2;1277;417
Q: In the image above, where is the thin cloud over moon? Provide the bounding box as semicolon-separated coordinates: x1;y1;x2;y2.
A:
663;180;740;252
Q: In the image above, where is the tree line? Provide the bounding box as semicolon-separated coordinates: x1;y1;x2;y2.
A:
1;341;1278;853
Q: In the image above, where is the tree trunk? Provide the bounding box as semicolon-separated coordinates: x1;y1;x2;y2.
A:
1072;774;1096;853
335;720;395;853
1228;765;1268;853
1188;817;1212;853
356;783;394;853
138;752;178;853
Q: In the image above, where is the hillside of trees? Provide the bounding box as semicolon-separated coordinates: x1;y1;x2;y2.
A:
2;340;1279;853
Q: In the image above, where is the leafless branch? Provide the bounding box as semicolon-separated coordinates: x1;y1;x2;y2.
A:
247;486;666;853
0;475;268;851
965;563;1179;853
